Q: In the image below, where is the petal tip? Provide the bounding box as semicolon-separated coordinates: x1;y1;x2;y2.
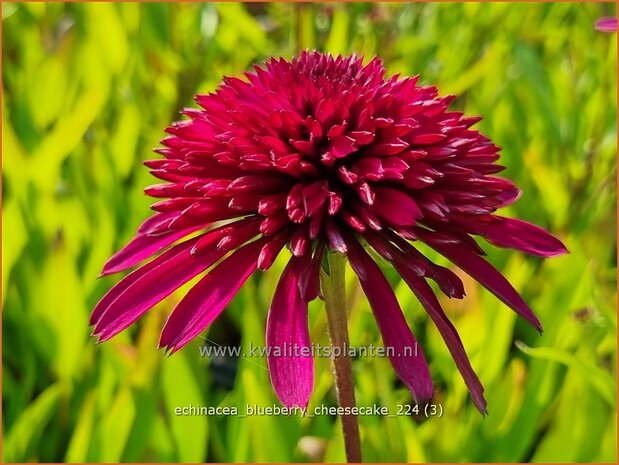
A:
99;265;116;277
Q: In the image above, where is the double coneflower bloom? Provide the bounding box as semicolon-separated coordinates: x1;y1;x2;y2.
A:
595;16;617;32
91;52;567;413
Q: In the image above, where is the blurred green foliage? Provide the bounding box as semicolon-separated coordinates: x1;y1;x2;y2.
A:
2;2;617;462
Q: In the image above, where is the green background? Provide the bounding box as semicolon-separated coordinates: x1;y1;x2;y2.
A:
2;2;617;462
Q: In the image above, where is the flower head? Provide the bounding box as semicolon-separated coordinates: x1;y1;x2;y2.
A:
91;52;567;413
595;16;617;32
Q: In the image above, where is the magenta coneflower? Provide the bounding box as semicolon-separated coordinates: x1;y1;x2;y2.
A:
595;16;617;32
91;52;567;414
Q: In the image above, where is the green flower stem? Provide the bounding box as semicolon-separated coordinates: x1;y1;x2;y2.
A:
321;252;362;463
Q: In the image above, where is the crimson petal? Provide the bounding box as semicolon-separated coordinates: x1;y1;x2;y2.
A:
390;256;487;414
159;238;266;352
93;218;260;340
420;231;542;331
101;224;203;276
137;212;176;234
298;243;325;302
91;236;198;326
381;230;465;298
92;234;224;341
481;217;568;257
372;187;422;227
344;237;433;404
266;256;314;408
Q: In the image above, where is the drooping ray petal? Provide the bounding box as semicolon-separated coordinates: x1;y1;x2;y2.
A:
93;218;261;340
93;234;224;341
159;238;267;352
381;229;465;299
101;224;203;276
390;254;487;414
480;217;568;257
91;236;201;326
363;231;484;411
344;237;433;404
419;231;542;331
266;256;314;408
298;243;325;302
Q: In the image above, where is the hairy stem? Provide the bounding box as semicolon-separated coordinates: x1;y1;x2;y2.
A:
321;252;362;463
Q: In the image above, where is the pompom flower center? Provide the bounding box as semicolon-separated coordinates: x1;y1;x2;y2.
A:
162;52;515;264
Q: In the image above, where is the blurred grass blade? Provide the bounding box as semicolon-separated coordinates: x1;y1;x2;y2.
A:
516;341;616;407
